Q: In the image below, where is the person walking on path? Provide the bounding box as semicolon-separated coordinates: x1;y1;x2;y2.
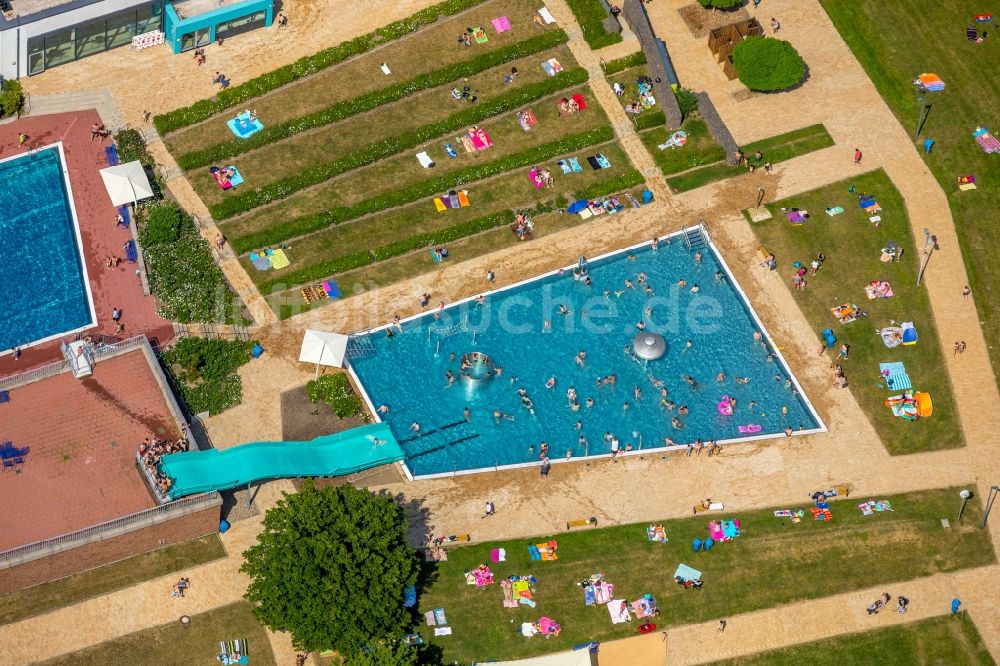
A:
717;619;727;633
854;148;863;164
962;285;971;299
484;501;495;517
770;17;780;33
111;307;122;323
486;269;495;284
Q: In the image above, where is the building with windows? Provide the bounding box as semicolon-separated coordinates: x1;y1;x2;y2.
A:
0;0;272;79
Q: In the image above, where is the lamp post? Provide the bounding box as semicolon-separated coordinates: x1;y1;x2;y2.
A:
914;89;927;141
958;489;972;524
981;486;999;529
916;228;936;286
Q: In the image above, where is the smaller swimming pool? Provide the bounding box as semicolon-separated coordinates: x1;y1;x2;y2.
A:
0;146;94;352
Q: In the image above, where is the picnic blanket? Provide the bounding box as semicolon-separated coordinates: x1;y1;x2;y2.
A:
491;16;511;32
584;584;597;606
879;362;912;391
647;525;667;542
631;597;657;619
541;58;563;76
268;249;290;270
825;206;845;216
787;210;808;224
973;127;1000;153
227;112;264;139
865;280;893;299
517;109;538;131
774;509;803;523
859;499;894;515
587;154;611;170
501;578;519;608
831;303;861;324
608;599;631;624
594;580;614;604
416;151;435;168
673;564;701;582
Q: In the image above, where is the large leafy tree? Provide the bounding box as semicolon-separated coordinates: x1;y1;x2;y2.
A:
732;37;806;92
241;481;418;655
697;0;742;9
344;641;419;666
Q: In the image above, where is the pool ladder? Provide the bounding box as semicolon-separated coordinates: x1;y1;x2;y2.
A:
682;225;707;251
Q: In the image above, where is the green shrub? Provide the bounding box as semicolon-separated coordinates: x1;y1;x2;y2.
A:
732;37;806;92
210;68;590;220
235;125;614;255
0;79;24;117
154;0;486;135
697;0;743;8
114;129;153;166
307;374;363;418
566;0;623;50
634;110;666;131
160;338;254;415
603;52;646;76
138;203;241;323
674;87;698;118
176;32;569;170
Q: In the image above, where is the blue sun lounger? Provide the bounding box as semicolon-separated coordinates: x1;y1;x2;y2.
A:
105;145;119;166
125;239;138;263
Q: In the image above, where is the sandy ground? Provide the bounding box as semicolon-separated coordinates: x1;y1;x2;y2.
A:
9;0;1000;663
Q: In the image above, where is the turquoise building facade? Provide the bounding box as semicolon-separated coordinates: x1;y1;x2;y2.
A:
165;0;272;53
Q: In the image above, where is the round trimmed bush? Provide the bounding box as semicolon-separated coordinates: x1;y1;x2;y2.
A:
697;0;743;9
732;37;806;92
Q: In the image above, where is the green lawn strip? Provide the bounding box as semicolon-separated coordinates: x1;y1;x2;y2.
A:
250;142;635;290
38;601;275;666
749;169;962;454
165;0;555;151
602;51;646;76
269;176;645;319
190;45;578;197
155;0;527;135
173;32;570;169
0;536;225;626
565;0;623;49
710;613;995;666
639;117;726;175
820;0;1000;388
416;486;993;663
664;124;834;192
604;64;666;131
223;112;612;253
205;68;590;219
218;83;608;232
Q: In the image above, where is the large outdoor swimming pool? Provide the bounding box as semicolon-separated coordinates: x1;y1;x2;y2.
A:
349;230;823;478
0;146;94;352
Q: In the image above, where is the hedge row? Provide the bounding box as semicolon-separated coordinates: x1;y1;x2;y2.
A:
175;30;569;170
259;212;515;291
572;168;645;201
603;51;646;76
210;68;590;220
233;125;614;254
566;0;623;50
154;0;487;134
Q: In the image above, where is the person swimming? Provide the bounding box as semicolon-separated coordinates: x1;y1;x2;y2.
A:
678;405;689;415
716;372;726;382
546;376;556;389
672;417;683;429
735;376;750;384
585;397;595;408
566;387;577;401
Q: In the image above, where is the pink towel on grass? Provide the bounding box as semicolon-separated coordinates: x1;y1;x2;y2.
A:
492;16;511;32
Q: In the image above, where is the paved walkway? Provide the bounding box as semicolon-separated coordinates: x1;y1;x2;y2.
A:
8;0;1000;664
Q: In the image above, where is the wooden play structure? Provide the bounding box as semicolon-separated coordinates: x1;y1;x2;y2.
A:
708;18;764;80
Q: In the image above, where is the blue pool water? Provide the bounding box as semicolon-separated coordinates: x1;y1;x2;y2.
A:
0;148;93;351
350;234;821;477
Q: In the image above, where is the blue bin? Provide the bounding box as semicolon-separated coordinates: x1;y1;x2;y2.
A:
252;343;264;359
691;538;702;552
703;537;715;551
923;138;935;154
219;519;230;533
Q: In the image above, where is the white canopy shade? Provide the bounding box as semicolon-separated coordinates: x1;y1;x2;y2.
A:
299;330;349;369
99;160;154;206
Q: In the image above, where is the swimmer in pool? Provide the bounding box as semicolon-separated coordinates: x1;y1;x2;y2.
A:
636;321;646;331
677;279;687;288
377;404;390;413
684;340;693;352
678;405;689;415
690;284;700;293
608;374;617;385
651;238;659;251
625;279;634;289
614;290;625;298
570;401;580;411
575;420;582;430
446;370;455;387
566;387;577;401
637;272;647;284
644;284;654;295
634;386;642;400
782;406;789;416
753;330;762;345
575;351;586;366
543;320;551;331
545;377;556;389
683;375;697;388
410;422;420;432
735;377;750;384
622;401;630;412
695;251;702;265
715;271;725;283
463;408;471;421
748;400;758;411
716;372;726;382
586;397;594;408
672;417;683;429
767;354;775;362
558;304;570;315
661;399;675;411
603;290;611;298
495;366;503;377
449;352;456;362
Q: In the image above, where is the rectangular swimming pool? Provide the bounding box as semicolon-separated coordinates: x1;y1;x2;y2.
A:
349;228;824;478
0;146;94;352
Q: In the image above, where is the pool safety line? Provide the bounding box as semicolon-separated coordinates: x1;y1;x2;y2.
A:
405;434;481;460
348;223;828;481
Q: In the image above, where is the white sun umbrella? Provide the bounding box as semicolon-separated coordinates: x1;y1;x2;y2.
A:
99;160;154;206
299;329;350;377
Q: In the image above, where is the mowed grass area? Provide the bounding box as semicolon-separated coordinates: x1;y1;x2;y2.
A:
0;535;225;625
416;487;995;663
657;124;834;192
189;45;580;206
749;169;962;454
821;0;1000;386
604;65;666;129
711;613;995;666
246;141;635;289
38;602;275;666
164;0;555;155
640;117;725;175
215;82;607;237
268;179;647;319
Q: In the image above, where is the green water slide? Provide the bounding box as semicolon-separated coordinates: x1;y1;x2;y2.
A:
160;423;402;499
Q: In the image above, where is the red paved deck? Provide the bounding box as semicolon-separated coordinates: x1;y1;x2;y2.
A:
0;349;181;552
0;111;172;377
